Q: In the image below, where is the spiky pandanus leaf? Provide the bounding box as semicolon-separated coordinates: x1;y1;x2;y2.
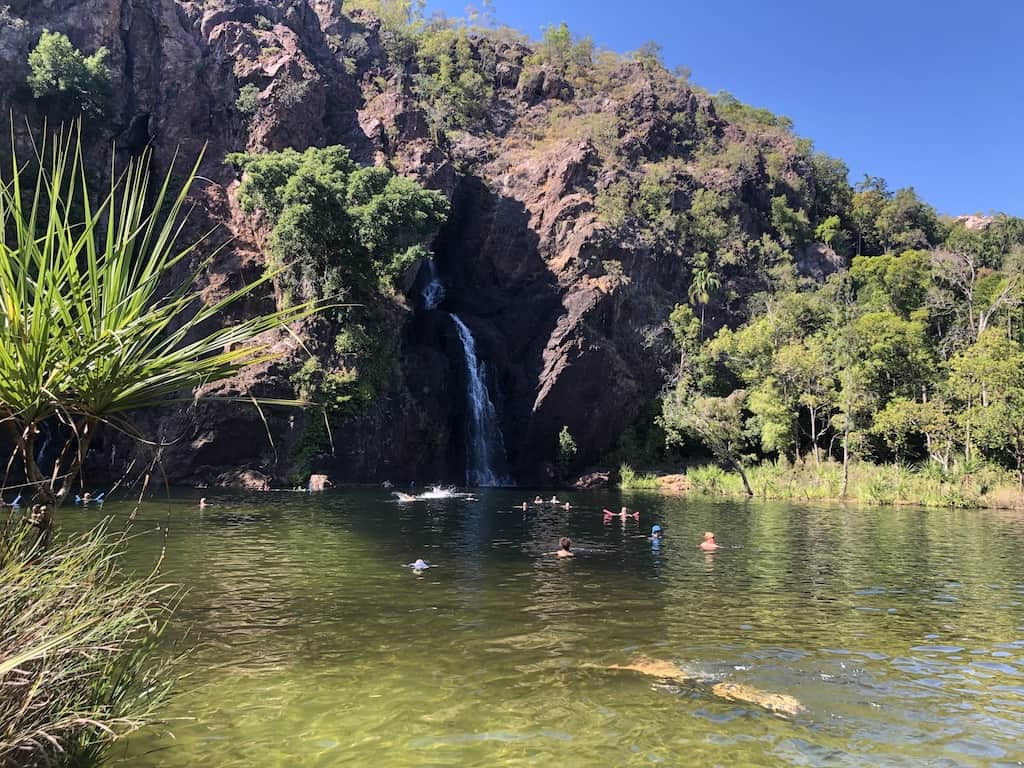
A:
0;124;324;505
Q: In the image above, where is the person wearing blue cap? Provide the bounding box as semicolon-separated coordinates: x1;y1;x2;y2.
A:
650;524;663;541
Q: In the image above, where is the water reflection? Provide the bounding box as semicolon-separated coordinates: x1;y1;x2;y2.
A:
69;490;1024;768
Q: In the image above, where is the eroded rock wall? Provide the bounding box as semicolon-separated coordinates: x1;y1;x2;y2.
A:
0;0;734;486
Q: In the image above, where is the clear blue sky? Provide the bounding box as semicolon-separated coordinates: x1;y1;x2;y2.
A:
425;0;1024;217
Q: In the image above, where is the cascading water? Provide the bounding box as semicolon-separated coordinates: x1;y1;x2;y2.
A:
421;261;511;486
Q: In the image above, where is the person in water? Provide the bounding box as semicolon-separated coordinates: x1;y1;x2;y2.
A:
650;524;662;541
550;496;560;504
563;501;572;510
199;497;208;509
395;492;417;502
550;537;574;557
533;496;544;504
409;558;431;573
604;508;639;521
699;531;720;551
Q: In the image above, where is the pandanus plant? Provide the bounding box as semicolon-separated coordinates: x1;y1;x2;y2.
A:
0;125;321;509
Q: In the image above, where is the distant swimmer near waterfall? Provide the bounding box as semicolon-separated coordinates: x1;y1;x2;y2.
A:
395;492;417;502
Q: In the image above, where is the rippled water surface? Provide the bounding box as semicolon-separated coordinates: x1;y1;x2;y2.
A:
76;490;1024;767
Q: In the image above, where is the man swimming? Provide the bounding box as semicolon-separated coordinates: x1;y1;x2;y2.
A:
549;537;574;557
699;531;721;551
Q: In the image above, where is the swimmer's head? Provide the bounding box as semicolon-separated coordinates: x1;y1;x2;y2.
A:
652;525;662;534
703;531;715;541
413;558;428;570
559;537;572;551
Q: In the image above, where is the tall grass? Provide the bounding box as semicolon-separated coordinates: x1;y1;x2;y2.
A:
0;514;178;767
618;463;659;489
677;459;1015;509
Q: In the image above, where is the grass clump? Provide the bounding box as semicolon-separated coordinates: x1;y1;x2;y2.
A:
618;463;659;489
0;516;178;767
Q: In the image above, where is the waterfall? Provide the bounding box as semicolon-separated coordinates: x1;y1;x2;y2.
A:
450;315;510;486
421;258;446;310
420;261;510;486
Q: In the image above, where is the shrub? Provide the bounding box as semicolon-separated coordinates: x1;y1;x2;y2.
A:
227;146;449;302
236;83;260;117
27;30;110;120
557;426;578;479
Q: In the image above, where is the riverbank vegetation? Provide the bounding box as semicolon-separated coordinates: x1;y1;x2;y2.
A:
0;127;325;765
657;211;1024;505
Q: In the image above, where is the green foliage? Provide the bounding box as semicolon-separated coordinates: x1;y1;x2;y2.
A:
713;91;793;130
1;519;178;766
556;425;578;478
771;195;812;250
0;126;319;507
236;83;260;117
415;26;494;130
27;30;110;120
228;146;449;301
532;22;593;73
618;463;659;489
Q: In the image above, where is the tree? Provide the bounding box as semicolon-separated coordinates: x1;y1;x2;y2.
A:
930;246;1021;347
776;335;836;464
687;253;720;336
228;146;449;302
557;425;578;479
663;385;754;496
870;397;924;463
947;329;1024;473
851;176;889;256
0;127;321;509
27;30;110;120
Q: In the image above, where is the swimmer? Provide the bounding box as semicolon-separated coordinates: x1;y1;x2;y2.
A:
604;508;639;521
548;536;574;558
533;496;544;504
521;502;528;511
395;492;417;502
382;480;393;488
199;497;208;509
563;501;571;510
650;524;662;541
82;492;92;503
550;496;560;504
407;558;431;574
699;531;720;551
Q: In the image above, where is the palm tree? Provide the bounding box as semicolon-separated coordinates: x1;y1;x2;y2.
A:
0;126;323;510
687;253;720;337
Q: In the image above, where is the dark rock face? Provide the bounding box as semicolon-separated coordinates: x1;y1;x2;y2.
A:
0;0;716;487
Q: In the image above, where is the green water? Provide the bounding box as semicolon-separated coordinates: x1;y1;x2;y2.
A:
75;490;1024;767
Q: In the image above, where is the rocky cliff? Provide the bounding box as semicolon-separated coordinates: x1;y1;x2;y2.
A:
0;0;849;486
